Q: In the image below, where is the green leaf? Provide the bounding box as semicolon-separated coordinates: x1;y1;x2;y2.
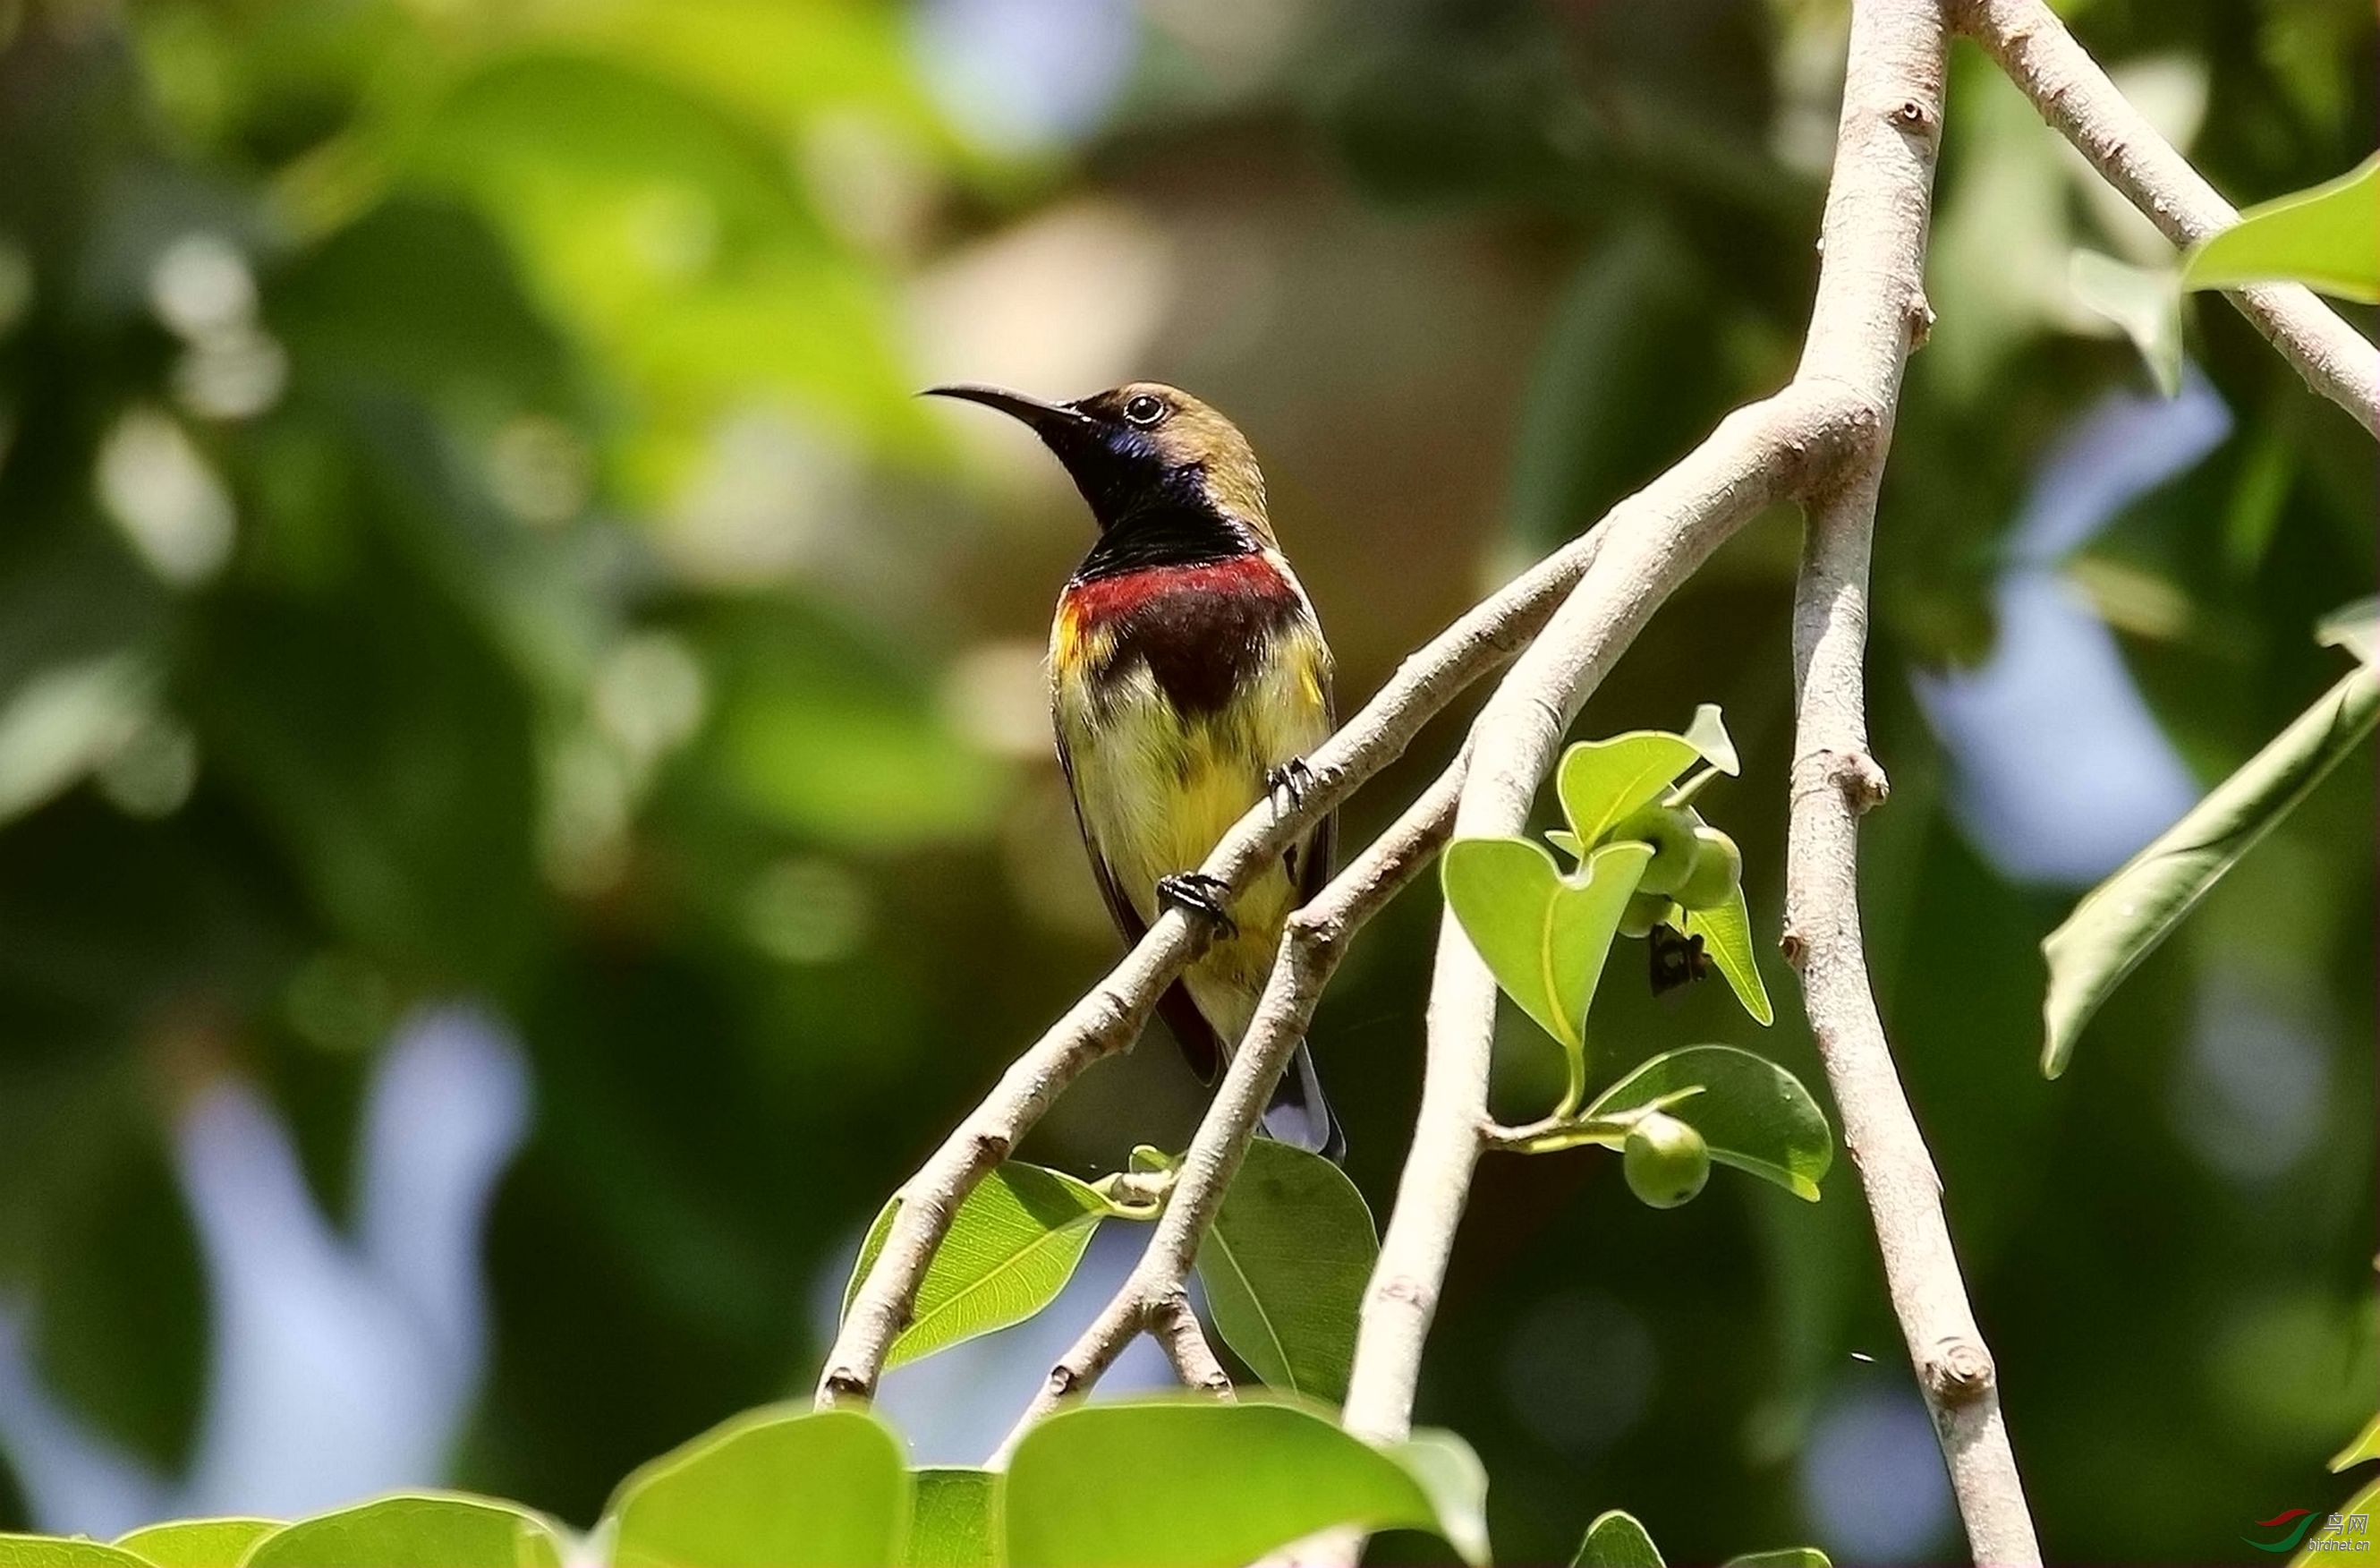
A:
1194;1139;1377;1402
1003;1398;1488;1568
2292;1475;2380;1568
1585;1045;1833;1201
2332;1410;2380;1472
905;1470;999;1568
1556;706;1737;851
605;1406;909;1568
2070;250;2182;397
2318;598;2380;669
1572;1510;1664;1568
111;1521;280;1568
1442;837;1653;1048
843;1162;1109;1368
0;652;157;825
2042;664;2380;1077
1722;1551;1833;1568
243;1496;565;1568
1389;1429;1492;1568
1679;883;1774;1026
2181;154;2380;303
0;1540;157;1568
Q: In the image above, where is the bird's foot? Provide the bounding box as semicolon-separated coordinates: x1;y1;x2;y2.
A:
1157;872;1237;938
1265;758;1315;812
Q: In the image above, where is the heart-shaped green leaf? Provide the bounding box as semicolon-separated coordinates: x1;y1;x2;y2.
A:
1585;1044;1832;1200
1442;837;1653;1104
243;1496;565;1568
112;1521;281;1568
2180;153;2380;303
845;1162;1109;1368
1003;1398;1488;1568
1556;706;1737;851
905;1470;999;1568
2042;664;2380;1077
604;1406;909;1568
1572;1510;1664;1568
1195;1139;1376;1402
1679;884;1773;1026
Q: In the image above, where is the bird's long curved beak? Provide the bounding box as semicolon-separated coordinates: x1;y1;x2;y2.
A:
921;383;1101;439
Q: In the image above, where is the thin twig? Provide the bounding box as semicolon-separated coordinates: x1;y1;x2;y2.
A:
990;762;1467;1462
1954;0;2380;434
815;515;1617;1406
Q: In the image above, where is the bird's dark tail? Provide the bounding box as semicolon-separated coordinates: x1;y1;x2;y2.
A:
1260;1041;1345;1164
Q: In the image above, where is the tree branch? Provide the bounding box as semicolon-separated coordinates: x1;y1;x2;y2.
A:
1339;382;1862;1448
815;500;1618;1407
1339;4;2048;1564
990;760;1468;1462
1954;0;2380;434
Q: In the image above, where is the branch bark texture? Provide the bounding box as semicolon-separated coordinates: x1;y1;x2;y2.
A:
1956;0;2380;433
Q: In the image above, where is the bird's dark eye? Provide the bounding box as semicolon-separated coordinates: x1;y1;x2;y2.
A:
1121;393;1167;428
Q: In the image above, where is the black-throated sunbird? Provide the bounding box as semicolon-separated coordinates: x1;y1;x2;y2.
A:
928;381;1343;1162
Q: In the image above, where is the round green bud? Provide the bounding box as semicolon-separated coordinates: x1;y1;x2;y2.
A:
1618;889;1673;940
1673;826;1744;912
1622;1112;1710;1209
1611;804;1699;895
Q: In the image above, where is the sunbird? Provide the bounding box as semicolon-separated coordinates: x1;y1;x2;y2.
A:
928;381;1343;1161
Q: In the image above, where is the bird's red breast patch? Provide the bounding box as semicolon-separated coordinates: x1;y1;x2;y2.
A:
1057;553;1305;717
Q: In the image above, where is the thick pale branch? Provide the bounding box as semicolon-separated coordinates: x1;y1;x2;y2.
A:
992;762;1467;1461
817;488;1620;1406
1955;0;2380;433
1341;381;1863;1447
1784;464;2039;1566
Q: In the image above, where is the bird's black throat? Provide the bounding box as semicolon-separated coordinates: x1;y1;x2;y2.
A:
1070;469;1260;582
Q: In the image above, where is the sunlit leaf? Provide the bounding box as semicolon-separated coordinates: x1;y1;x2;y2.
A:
111;1520;280;1568
1390;1429;1492;1568
1556;706;1736;850
1442;837;1653;1106
2293;1477;2380;1568
844;1162;1108;1368
0;1539;155;1568
904;1470;999;1568
1679;884;1775;1026
605;1406;908;1568
1194;1139;1376;1402
0;652;155;825
2042;664;2380;1077
2180;154;2380;303
2070;250;2182;397
244;1496;565;1568
1572;1510;1664;1568
2331;1410;2380;1472
1722;1550;1832;1568
1585;1044;1832;1201
1003;1399;1487;1568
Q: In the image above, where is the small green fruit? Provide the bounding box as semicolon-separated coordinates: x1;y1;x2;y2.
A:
1623;1112;1711;1208
1673;826;1744;911
1618;890;1672;939
1611;804;1698;895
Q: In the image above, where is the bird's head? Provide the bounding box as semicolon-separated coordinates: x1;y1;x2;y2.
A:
924;380;1272;545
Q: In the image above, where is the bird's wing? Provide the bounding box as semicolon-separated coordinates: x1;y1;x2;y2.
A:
1053;728;1227;1084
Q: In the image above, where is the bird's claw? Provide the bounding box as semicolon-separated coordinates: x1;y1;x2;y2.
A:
1265;758;1315;812
1157;872;1237;938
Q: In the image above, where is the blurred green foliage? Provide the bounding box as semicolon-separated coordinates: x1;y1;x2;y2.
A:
0;0;2371;1562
